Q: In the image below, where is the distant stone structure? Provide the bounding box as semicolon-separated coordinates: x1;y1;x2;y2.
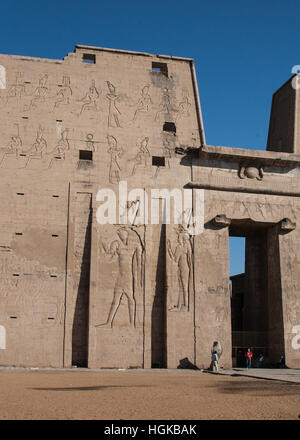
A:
0;45;299;369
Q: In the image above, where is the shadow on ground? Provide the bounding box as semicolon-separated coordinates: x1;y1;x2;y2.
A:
30;385;152;392
213;379;300;397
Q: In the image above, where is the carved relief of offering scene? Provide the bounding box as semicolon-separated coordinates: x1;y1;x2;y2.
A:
152;87;192;124
1;69;194;131
131;136;150;176
6;72;27;102
0;125;72;170
0;124;23;167
2;71;74;115
175;88;191;121
77;79;101;117
107;135;124;183
162;135;175;168
53;76;72;110
152;135;176;180
95;225;145;328
106;81;122;128
155;87;172;122
20;74;50;112
0;70;194;176
130;84;192;129
1;70;51;113
133;84;152;122
106;134;152;183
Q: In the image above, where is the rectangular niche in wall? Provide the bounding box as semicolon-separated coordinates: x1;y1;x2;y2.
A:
152;156;165;167
163;122;176;134
79;150;93;161
152;62;168;77
82;53;96;64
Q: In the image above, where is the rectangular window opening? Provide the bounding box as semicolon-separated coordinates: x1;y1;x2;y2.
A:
152;62;168;77
79;150;93;161
152;156;165;167
52;195;59;198
52;234;59;237
16;192;24;195
15;232;23;236
163;122;176;133
10;316;17;319
82;53;96;64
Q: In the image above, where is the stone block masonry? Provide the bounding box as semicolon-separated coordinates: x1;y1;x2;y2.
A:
0;45;299;369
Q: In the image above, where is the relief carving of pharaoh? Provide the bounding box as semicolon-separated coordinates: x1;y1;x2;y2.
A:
96;226;144;328
107;135;123;184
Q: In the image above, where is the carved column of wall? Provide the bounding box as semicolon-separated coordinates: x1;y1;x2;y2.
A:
193;222;232;369
165;225;195;368
88;222;145;368
278;228;300;368
267;226;285;364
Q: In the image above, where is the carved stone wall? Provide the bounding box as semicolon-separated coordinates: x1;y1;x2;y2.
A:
194;224;232;369
88;222;145;368
166;224;195;368
0;46;299;369
0;46;200;367
0;181;68;367
279;230;300;368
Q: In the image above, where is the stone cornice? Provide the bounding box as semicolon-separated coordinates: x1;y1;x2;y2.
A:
195;145;300;168
186;181;300;197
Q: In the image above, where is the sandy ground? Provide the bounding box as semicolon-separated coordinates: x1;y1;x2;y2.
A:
0;368;299;420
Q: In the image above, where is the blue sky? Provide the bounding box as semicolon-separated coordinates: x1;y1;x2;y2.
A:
1;0;298;274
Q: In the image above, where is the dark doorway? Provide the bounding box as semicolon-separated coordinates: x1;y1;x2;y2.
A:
229;221;285;367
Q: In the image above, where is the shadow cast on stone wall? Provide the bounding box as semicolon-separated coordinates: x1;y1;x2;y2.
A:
72;205;92;368
151;224;167;368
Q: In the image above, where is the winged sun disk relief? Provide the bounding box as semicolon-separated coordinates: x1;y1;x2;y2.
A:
238;165;264;180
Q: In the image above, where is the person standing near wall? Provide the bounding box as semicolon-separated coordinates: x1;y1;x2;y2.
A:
245;348;253;368
211;351;219;372
256;354;264;368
